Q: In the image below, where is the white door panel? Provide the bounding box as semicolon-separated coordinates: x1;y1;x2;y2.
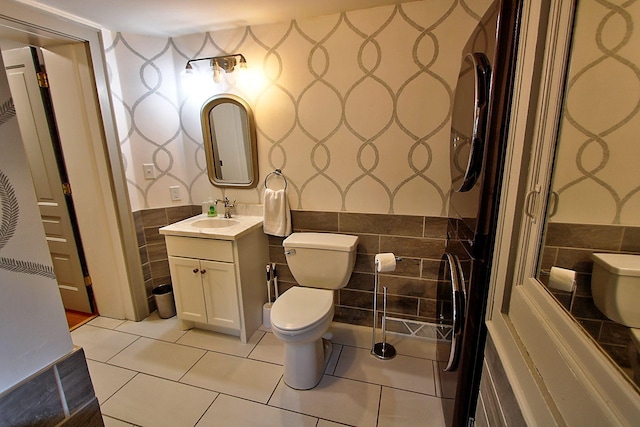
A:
3;47;92;313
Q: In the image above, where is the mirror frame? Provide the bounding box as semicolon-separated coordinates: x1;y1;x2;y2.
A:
201;93;258;188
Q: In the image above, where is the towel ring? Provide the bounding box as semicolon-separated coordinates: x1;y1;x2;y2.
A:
264;169;288;190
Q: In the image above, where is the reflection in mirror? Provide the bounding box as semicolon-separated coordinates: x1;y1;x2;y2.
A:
536;0;640;389
202;93;258;188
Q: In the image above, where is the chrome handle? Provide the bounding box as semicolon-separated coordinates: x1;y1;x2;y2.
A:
524;184;542;223
284;249;296;256
444;252;466;372
548;191;559;218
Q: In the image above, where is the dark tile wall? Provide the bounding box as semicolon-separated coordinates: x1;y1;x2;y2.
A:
268;210;451;329
133;205;201;312
133;207;453;330
540;222;640;370
0;348;103;426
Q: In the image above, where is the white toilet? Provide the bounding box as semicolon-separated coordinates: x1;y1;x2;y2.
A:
591;253;640;384
271;232;358;390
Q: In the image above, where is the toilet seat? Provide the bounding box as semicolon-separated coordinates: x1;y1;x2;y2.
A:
271;287;333;332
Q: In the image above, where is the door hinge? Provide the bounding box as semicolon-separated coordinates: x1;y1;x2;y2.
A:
37;71;49;88
62;182;72;196
84;275;92;286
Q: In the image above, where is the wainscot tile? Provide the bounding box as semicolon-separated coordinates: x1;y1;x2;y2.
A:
57;348;95;415
555;248;599;274
150;259;170;280
422;258;446;280
167;205;196;224
339;289;373;310
621;226;640;252
0;368;64;427
601;344;631;368
140;208;168;227
424;217;449;239
143;227;165;245
577;318;602;340
380;236;445;259
334;306;373;327
378;276;437;299
345;272;375;292
545;223;623;251
292;210;339;231
339;212;423;237
599;321;632;346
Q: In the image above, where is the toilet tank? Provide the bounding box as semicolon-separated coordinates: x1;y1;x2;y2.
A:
591;253;640;328
283;232;358;290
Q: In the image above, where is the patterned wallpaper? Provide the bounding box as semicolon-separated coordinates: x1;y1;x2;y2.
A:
105;0;494;215
550;0;640;226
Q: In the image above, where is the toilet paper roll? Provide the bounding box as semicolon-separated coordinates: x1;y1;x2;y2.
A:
375;253;397;272
549;266;577;292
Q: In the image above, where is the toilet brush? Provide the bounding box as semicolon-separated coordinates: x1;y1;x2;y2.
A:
266;264;272;303
272;263;279;300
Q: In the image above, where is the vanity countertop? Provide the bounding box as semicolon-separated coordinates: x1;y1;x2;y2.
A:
159;214;264;241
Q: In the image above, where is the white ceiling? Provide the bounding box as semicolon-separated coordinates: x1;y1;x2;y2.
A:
25;0;403;37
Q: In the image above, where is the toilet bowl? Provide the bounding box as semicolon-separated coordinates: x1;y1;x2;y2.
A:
591;253;640;383
270;232;358;390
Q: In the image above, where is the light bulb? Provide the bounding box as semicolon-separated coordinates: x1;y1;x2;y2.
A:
213;60;223;84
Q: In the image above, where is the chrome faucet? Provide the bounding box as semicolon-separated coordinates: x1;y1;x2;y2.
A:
218;196;235;218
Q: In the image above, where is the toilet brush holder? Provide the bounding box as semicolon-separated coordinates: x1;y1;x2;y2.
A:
263;302;272;329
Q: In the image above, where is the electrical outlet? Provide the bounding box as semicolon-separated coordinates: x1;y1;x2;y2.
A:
143;164;155;179
169;186;181;201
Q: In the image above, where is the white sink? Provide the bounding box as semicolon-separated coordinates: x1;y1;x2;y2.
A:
191;218;240;228
159;213;264;241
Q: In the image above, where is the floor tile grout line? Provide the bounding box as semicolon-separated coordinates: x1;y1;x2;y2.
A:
375;385;383;427
192;392;221;427
176;347;209;383
82;317;451;426
335;341;443;363
103;335;142;364
99;371;140;411
321;372;442;399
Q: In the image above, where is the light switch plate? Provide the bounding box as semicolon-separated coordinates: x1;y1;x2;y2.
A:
169;186;181;201
143;163;155;179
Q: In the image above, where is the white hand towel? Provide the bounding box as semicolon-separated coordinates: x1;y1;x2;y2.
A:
263;188;291;237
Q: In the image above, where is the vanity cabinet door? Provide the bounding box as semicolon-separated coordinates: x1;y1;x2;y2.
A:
168;256;207;323
201;260;240;330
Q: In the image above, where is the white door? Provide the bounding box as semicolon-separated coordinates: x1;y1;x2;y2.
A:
3;47;93;313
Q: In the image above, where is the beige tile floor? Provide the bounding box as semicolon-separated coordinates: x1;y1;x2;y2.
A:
72;312;457;427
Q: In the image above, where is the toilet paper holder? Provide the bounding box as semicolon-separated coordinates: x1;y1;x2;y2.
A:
371;255;402;360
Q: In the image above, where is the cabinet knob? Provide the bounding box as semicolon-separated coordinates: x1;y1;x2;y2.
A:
200;269;206;274
193;268;199;273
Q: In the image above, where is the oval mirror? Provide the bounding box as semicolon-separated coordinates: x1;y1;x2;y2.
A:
201;94;258;188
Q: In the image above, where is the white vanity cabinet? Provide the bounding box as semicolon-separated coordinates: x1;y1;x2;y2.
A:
168;256;238;329
161;215;268;343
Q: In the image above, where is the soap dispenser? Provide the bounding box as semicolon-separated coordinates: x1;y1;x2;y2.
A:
202;198;217;217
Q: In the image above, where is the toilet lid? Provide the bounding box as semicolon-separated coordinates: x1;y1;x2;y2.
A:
271;287;333;331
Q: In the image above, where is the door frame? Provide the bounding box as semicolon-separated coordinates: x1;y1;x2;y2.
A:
0;0;148;320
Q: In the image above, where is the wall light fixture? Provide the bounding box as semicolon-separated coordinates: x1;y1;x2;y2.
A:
184;54;247;84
